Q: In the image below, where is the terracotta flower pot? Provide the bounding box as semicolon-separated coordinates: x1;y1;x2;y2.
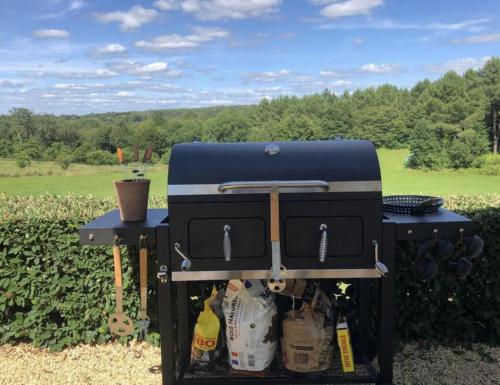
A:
113;179;150;221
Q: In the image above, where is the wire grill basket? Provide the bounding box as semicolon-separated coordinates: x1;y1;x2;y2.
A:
382;195;444;215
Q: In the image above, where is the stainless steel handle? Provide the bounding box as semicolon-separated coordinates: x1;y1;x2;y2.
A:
319;224;328;262
174;242;192;272
219;180;329;192
373;240;388;277
223;225;231;262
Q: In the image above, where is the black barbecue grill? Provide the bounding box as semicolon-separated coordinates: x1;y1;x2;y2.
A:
168;140;383;282
80;139;475;385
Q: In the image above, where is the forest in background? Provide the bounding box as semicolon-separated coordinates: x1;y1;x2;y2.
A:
1;58;499;171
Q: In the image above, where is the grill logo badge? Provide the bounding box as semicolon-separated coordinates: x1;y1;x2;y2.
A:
265;143;280;155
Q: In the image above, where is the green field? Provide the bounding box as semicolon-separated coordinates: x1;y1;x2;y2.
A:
0;149;499;197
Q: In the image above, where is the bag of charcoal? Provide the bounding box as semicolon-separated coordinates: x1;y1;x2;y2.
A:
281;284;336;373
222;279;278;376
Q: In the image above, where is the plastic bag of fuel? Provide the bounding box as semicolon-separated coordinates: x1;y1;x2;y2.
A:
281;285;335;373
222;280;278;373
190;287;225;367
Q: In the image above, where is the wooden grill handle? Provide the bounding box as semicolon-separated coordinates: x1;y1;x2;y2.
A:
270;188;280;242
112;244;123;288
139;246;148;318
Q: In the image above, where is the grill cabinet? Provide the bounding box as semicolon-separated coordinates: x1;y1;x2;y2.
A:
80;139;474;385
168;140;383;281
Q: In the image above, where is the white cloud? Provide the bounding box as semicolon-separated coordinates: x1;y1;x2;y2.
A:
242;69;292;82
30;68;118;79
53;83;86;90
104;60;184;78
318;0;384;19
173;0;281;20
132;62;168;74
94;69;119;77
38;0;86;19
451;33;500;44
0;79;33;87
422;57;489;74
93;5;158;32
33;29;70;38
331;80;353;88
319;70;342;78
53;83;105;90
135;26;229;50
319;18;490;32
69;1;86;11
426;19;490;32
153;0;178;11
97;43;126;54
115;91;134;97
359;63;403;75
353;37;364;45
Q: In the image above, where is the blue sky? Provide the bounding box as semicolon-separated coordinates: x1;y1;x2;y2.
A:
0;0;499;115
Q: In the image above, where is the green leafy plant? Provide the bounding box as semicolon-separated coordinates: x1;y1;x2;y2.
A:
55;153;72;170
15;152;31;169
0;194;499;350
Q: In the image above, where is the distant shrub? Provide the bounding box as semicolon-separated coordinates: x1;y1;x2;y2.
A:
448;129;489;169
71;144;94;164
43;142;70;162
406;121;450;169
84;150;116;165
407;121;489;169
160;148;171;165
14;140;44;161
15;152;31;168
0;139;13;157
56;152;72;170
477;153;500;175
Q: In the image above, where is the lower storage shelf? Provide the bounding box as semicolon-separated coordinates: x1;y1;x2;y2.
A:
179;355;377;385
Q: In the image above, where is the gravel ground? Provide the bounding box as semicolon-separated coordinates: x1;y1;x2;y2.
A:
0;342;498;385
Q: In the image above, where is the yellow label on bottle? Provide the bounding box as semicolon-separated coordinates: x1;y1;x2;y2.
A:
337;322;355;373
193;289;220;352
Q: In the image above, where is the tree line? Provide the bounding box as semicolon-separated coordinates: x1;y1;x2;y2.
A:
1;58;499;170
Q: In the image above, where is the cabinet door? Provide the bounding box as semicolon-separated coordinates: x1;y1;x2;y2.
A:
281;200;381;270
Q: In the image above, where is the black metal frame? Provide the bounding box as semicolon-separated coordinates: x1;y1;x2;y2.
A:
155;221;397;385
79;207;474;385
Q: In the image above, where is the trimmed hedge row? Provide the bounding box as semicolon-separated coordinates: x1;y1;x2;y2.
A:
0;194;499;350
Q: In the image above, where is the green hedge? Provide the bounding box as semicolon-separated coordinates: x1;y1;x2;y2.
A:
0;194;499;350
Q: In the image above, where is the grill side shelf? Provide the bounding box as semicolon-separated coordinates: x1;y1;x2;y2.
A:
383;208;473;241
79;208;169;246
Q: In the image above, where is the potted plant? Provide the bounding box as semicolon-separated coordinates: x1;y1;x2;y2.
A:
114;145;153;221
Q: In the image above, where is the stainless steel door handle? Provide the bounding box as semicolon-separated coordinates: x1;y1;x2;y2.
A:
218;180;329;192
223;225;231;262
373;240;388;277
319;224;328;262
174;242;192;271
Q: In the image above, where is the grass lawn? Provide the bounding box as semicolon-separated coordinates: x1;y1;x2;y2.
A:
378;148;500;195
0;149;499;197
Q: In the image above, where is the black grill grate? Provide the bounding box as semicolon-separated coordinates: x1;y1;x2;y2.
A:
382;195;443;215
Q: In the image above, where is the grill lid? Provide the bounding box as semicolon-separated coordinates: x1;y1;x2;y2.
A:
168;140;381;195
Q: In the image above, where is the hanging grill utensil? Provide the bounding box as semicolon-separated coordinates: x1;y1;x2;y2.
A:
137;235;150;340
108;236;135;337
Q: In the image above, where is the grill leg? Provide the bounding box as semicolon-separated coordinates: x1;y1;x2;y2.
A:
358;279;370;357
157;224;176;385
377;222;396;384
177;282;191;369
